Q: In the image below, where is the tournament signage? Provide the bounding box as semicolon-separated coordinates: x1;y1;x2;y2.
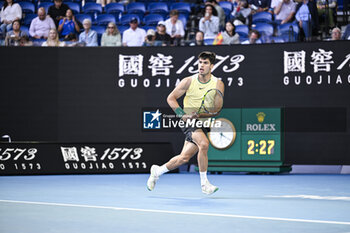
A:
0;143;173;175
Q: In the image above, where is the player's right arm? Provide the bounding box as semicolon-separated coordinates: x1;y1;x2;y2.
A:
167;77;192;117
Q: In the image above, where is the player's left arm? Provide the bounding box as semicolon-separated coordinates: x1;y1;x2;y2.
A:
216;79;225;97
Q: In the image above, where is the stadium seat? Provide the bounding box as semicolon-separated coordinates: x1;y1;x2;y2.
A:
126;2;146;17
170;2;191;17
83;2;102;14
119;14;141;25
204;38;214;45
105;2;124;14
20;25;29;36
218;1;233;17
253;23;274;37
142;25;156;32
23;13;37;26
178;14;188;28
118;25;129;34
147;2;169;18
277;22;299;42
75;14;93;24
95;14;116;26
144;14;164;26
252;11;273;24
38;2;53;13
235;24;249;38
271;36;285;43
18;2;35;14
0;1;3;9
66;2;81;14
91;25;105;45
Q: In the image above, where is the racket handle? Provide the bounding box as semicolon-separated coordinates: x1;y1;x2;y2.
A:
174;107;186;118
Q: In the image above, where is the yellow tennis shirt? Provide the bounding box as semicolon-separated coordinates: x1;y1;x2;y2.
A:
183;74;218;115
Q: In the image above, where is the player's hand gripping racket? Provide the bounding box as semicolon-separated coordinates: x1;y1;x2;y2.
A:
196;88;224;117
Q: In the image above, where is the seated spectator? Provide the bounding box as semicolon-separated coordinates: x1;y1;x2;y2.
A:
271;0;296;24
316;0;336;29
206;0;226;29
29;7;56;40
97;0;116;7
79;19;98;46
5;20;27;46
189;31;205;46
19;35;33;46
101;22;121;46
0;0;22;38
231;0;252;25
249;0;271;12
58;9;80;39
155;21;171;46
241;29;261;44
295;0;319;41
222;21;240;44
331;27;341;40
42;28;65;46
164;10;185;46
143;29;157;46
48;0;69;28
199;4;220;39
342;24;350;40
122;17;146;47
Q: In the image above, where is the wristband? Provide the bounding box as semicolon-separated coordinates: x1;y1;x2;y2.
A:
174;107;186;118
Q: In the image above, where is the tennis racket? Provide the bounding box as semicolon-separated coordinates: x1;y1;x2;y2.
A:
197;88;224;116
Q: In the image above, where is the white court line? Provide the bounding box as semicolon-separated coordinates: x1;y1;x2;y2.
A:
0;199;350;226
266;195;350;201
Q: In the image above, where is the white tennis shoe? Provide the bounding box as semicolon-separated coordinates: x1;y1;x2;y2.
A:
201;180;219;195
147;165;159;191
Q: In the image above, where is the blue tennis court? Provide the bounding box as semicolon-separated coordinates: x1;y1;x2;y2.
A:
0;173;349;233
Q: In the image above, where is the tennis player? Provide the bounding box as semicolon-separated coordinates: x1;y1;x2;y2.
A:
147;51;225;194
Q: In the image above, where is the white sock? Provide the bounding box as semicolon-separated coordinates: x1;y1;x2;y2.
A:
156;164;169;176
200;171;208;186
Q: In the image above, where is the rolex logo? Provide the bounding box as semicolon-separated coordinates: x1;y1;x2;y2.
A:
256;112;266;123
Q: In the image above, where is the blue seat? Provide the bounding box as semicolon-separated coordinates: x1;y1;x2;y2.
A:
23;13;37;26
20;25;29;36
147;2;169;17
178;14;188;28
66;2;81;14
75;14;92;24
142;25;156;32
95;14;116;26
271;36;285;43
253;23;274;37
204;38;214;45
38;2;53;13
120;14;141;25
118;25;129;34
252;11;273;24
83;2;102;14
0;1;3;9
170;2;191;17
277;22;299;42
218;1;233;17
144;14;164;26
235;24;249;38
126;2;146;17
91;25;104;45
105;3;124;14
18;2;35;14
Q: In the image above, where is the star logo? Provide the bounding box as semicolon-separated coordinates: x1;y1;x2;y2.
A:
143;109;162;129
150;109;162;123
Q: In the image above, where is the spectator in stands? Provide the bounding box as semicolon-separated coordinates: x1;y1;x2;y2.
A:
295;0;319;41
101;22;121;46
143;29;157;46
199;4;220;39
122;17;146;47
316;0;336;29
5;20;27;46
189;30;205;46
164;10;185;46
331;27;341;40
206;0;226;29
97;0;116;8
48;0;70;28
271;0;296;24
241;29;261;44
79;19;98;46
29;7;56;40
342;24;350;40
42;28;65;46
19;35;33;46
58;9;80;39
231;0;252;25
249;0;271;12
222;21;240;44
0;0;22;38
155;21;171;46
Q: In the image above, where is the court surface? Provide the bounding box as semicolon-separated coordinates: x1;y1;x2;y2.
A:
0;173;349;233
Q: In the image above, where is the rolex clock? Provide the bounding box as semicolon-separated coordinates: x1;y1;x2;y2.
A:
208;118;236;150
